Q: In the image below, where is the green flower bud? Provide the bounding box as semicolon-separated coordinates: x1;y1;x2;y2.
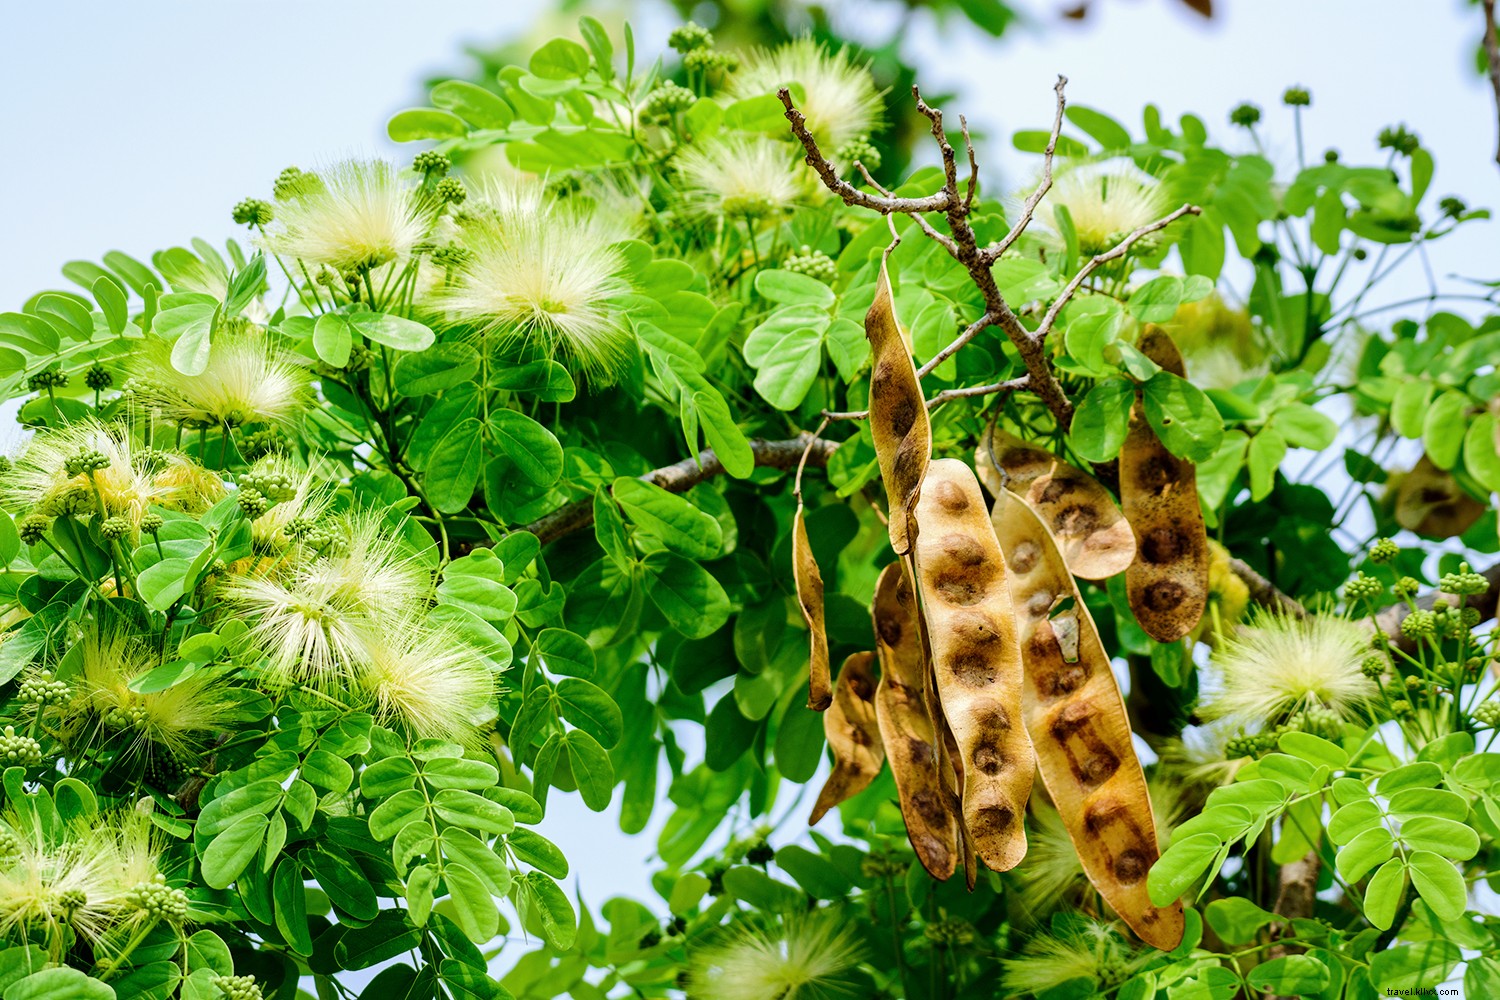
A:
273;166;323;201
435;177;467;204
26;368;69;392
231;198;274;227
668;22;713;53
140;512;164;534
236;488;269;519
1474;701;1500;728
1392;576;1420;599
17;513;51;546
642;81;696;122
84;365;114;391
412;150;451;177
834;134;882;173
1438;564;1488;597
1229;102;1262;128
1377;124;1420;156
1282;86;1311;107
100;516;132;540
1369;538;1398;564
1344;572;1383;601
782;245;838;284
128;874;190;922
212;974;264;1000
0;726;42;768
1439;196;1467;219
1400;609;1436;638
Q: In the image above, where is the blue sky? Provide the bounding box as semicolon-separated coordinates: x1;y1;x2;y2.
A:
2;0;1497;914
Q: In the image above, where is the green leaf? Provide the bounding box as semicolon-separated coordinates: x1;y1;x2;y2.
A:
487;410;563;487
201;813;269;889
1328;800;1382;846
3;968;115;1000
1422;390;1469;470
1463;413;1500;492
612;478;721;559
559;730;614;810
1335;825;1394;882
1407;850;1466;920
1377;761;1443;794
444;863;500;943
1247;428;1286;501
489;359;575;401
305;848;379;921
1142;371;1224;462
1390;379;1432;438
432;788;515;835
773;698;825;783
1277;731;1348;769
302;749;354;794
1368;940;1462;992
273;857;313;955
92;276;128;335
530;38;591;79
163;304;217;376
556;678;623;748
507;828;569;879
424;418;485;513
430;80;514;128
518;871;576;949
774;845;851;899
394;343;480;395
1147;831;1222;906
1270;401;1337;450
754;269;836;308
642;551;731;639
1069;377;1136;463
388;108;469;142
693;389;754;479
1387;787;1468;821
1245;955;1329;995
350;311;435;351
1399;816;1479;860
1128;276;1186;323
722;865;802;912
750;323;825;410
1065;105;1132;149
1204;897;1276;945
336;912;423;970
1363;856;1406;930
438;960;509;1000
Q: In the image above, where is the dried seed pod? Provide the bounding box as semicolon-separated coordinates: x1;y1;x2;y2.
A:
911;458;1035;872
793;503;832;711
976;426;1136;579
866;258;930;555
1120;327;1208;643
993;489;1184;951
1393;455;1485;538
809;652;886;825
872;562;959;880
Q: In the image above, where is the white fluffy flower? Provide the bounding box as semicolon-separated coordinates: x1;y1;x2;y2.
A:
1200;611;1376;726
259;160;428;273
130;323;309;429
1031;159;1172;257
359;619;496;744
686;917;863;1000
729;38;882;151
439;183;635;381
675;135;811;219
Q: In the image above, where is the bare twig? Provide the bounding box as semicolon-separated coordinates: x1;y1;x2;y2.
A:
1032;203;1201;344
960;114;980;211
522;434;840;544
821;374;1031;422
981;75;1069;265
1486;0;1500;169
856;161;955;253
1228;557;1307;619
916;312;994;378
778;89;951;215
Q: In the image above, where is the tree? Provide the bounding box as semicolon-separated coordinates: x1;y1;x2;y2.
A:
0;13;1497;1000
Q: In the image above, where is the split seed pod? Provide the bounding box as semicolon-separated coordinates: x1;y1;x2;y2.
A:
865;257;930;555
872;562;959;880
809;652;886;825
975;426;1136;579
993;489;1184;951
911;459;1035;872
1120;327;1209;643
793;503;832;710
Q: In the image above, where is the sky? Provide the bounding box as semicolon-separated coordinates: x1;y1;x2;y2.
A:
2;0;1498;927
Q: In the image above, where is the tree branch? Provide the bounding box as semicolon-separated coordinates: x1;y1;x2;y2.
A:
1229;557;1307;619
522;434;840;544
1484;0;1500;169
981;75;1068;265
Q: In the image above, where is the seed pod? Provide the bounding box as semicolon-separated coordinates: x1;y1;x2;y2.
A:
793;503;832;710
911;459;1034;872
865;258;930;555
872;562;959;880
1120;327;1208;643
975;426;1136;579
809;652;886;825
993;489;1184;951
1393;455;1485;538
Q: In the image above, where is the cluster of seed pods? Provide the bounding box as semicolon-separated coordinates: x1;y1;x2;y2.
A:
802;282;1197;950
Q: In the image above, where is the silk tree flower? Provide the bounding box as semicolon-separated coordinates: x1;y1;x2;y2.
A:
222;511;430;687
0;808;165;960
1199;610;1376;727
999;921;1144;996
257;159;428;274
729;38;882;151
129;323;310;429
241;454;329;554
685;916;864;1000
675;135;812;219
439;183;636;382
47;628;235;763
357;618;495;744
1;419;214;531
1030;160;1172;257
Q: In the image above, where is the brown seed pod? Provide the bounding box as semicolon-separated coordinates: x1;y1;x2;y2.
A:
865;257;931;555
911;458;1035;872
1120;327;1209;643
993;489;1184;951
975;426;1136;579
809;652;886;825
1393;455;1485;538
793;502;832;711
872;562;959;880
